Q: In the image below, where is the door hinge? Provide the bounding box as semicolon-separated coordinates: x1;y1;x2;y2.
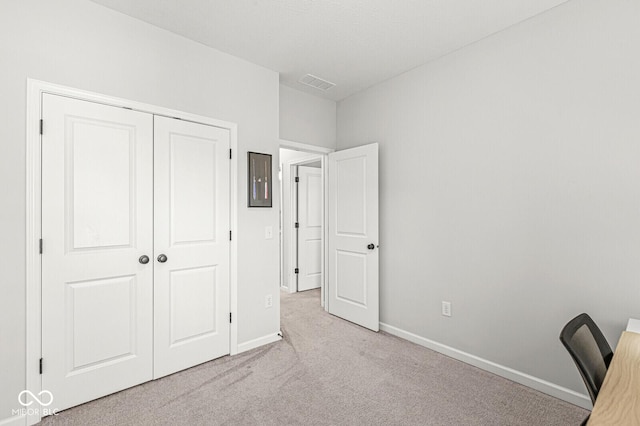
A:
294;268;299;274
295;177;299;183
294;222;299;228
229;313;232;323
229;149;232;160
39;119;43;135
229;230;232;241
39;358;43;375
39;239;43;254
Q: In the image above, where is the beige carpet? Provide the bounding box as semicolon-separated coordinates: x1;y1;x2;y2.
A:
41;289;588;425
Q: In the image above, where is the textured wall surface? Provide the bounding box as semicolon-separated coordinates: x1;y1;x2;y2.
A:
337;0;640;400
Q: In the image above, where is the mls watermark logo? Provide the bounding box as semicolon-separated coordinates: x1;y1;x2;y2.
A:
13;390;59;417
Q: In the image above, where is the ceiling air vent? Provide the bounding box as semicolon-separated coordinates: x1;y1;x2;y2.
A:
299;74;335;91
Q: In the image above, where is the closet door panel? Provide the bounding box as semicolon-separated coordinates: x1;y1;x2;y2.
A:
153;116;230;378
41;94;154;411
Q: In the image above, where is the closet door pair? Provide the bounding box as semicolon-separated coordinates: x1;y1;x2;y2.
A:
41;94;230;411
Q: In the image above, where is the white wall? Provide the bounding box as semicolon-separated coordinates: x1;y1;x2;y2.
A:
0;0;280;420
337;0;640;400
280;84;336;149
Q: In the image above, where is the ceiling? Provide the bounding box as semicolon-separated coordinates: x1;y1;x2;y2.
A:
89;0;569;101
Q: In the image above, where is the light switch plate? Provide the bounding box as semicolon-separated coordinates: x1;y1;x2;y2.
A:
265;226;273;239
442;301;452;317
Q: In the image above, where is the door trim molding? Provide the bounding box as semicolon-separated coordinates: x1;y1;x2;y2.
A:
25;79;239;425
280;138;334;154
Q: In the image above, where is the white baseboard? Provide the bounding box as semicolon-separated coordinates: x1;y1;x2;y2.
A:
379;322;592;410
237;332;282;354
0;414;25;426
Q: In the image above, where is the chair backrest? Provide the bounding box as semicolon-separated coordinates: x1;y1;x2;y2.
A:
559;313;613;404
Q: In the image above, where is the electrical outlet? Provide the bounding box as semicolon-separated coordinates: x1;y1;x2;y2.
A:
265;294;273;308
442;301;452;317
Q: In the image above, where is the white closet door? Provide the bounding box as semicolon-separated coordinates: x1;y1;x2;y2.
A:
153;116;230;379
41;94;154;411
297;166;323;291
328;143;379;331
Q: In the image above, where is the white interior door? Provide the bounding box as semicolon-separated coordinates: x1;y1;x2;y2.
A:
328;143;379;331
153;116;230;379
42;94;154;410
297;166;323;291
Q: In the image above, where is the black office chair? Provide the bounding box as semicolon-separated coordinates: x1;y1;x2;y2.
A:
559;313;613;405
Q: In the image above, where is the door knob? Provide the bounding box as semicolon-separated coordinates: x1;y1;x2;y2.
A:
157;254;168;263
367;243;375;250
139;255;150;264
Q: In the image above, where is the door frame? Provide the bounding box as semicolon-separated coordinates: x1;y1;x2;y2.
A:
25;79;238;425
279;140;333;309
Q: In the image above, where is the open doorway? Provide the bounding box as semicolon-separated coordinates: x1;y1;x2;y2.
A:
279;141;333;309
279;140;380;331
